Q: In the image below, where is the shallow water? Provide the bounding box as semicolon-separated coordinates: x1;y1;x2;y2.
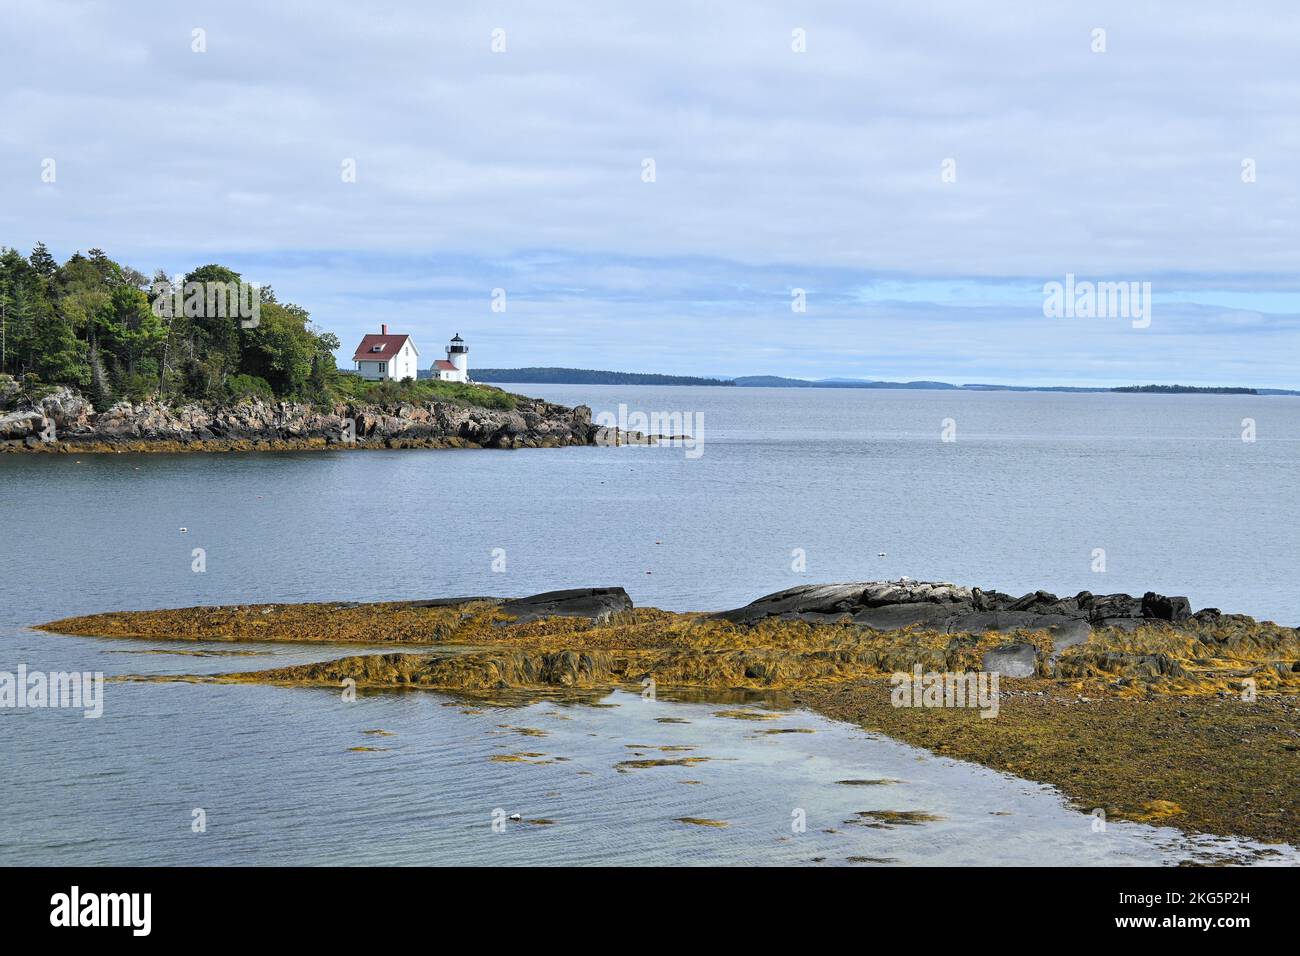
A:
3;386;1298;865
2;632;1295;866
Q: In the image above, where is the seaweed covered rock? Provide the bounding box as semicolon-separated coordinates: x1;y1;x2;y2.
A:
1053;651;1188;680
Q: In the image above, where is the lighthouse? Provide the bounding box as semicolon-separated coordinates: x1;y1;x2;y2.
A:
432;333;470;383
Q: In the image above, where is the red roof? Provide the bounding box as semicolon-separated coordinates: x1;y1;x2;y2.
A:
353;334;412;362
433;359;456;370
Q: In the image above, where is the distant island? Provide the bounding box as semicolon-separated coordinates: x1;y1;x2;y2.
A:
735;375;966;390
466;367;1293;396
466;367;735;387
1111;384;1257;395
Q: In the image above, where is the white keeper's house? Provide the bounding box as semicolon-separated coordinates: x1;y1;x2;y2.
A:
352;324;420;381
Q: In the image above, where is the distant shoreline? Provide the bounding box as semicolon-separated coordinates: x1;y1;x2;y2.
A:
452;368;735;387
471;368;1297;395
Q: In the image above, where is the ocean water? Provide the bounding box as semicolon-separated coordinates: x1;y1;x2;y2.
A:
2;385;1298;865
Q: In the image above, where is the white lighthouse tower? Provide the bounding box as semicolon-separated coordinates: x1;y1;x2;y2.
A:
447;333;469;380
432;333;470;383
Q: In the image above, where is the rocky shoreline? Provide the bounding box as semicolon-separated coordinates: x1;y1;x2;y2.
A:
39;580;1300;844
0;385;605;453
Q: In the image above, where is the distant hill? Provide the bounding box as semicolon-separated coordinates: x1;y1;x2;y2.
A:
468;367;735;386
733;375;959;390
962;383;1109;393
432;367;1299;395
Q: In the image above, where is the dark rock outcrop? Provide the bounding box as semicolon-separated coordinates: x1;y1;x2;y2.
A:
409;587;634;625
711;579;1266;680
714;579;1200;651
498;588;634;625
1142;591;1192;622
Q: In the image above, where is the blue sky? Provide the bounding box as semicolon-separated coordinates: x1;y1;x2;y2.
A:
3;1;1299;386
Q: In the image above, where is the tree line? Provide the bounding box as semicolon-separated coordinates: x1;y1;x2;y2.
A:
0;243;340;408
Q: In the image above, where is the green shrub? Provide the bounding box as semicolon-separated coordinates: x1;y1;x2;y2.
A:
121;372;160;404
225;373;275;403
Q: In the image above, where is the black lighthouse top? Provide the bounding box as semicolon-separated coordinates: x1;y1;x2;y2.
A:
447;333;467;354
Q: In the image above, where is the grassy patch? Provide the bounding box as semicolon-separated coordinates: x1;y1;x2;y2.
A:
327;374;521;410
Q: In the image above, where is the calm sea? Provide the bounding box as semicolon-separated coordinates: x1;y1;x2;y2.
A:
2;385;1298;864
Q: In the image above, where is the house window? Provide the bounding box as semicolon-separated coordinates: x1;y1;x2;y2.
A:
379;363;386;374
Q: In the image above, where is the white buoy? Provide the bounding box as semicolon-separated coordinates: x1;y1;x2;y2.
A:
179;527;188;533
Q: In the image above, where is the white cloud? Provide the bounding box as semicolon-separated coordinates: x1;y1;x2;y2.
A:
2;1;1299;384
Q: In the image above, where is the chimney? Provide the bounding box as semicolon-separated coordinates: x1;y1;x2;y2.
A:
381;323;388;335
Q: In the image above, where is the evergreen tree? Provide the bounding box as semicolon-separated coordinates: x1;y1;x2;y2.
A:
29;242;56;279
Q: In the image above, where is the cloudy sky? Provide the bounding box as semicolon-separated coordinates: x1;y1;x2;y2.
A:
3;1;1299;386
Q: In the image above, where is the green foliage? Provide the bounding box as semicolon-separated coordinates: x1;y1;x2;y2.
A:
239;302;316;397
17;371;57;402
225;373;275;403
121;365;162;404
0;244;340;408
28;242;56;278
